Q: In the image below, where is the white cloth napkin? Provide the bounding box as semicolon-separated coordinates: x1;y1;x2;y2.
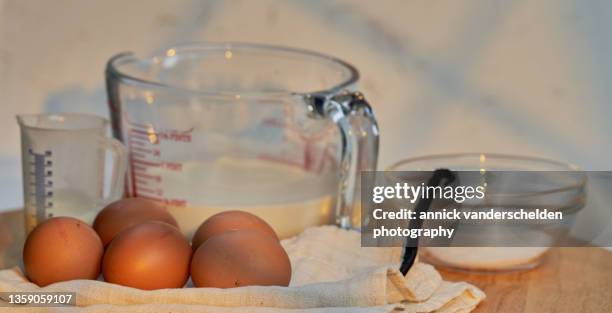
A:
0;226;484;312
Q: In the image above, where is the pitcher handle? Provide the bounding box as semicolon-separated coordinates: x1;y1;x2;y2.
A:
308;91;379;229
102;137;127;204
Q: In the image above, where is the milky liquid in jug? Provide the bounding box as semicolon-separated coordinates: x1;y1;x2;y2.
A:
149;157;337;238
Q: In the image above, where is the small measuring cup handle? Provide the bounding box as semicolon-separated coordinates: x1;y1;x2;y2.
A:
308;91;379;229
103;137;127;203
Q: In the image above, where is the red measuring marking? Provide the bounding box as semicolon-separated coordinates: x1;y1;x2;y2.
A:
139;194;165;202
164;162;183;172
138;195;187;207
129;128;150;136
134;172;161;182
133;165;149;172
126;124;161;197
124;122;188;206
137;186;162;196
132;147;150;152
132;159;161;167
128;140;145;147
132;147;160;156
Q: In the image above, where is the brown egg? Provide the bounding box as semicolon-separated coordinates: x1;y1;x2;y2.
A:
191;210;278;250
23;217;103;286
102;221;191;290
93;197;178;246
191;230;291;288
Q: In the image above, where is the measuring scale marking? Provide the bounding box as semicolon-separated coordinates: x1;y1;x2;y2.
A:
28;149;54;221
127;126;162;200
126;125;187;207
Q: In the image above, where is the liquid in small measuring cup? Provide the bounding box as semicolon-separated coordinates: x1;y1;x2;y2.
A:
18;113;126;234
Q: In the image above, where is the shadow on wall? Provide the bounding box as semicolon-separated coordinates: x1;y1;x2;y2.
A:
42;86;109;120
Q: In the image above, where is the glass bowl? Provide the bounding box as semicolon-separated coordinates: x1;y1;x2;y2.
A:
387;153;586;272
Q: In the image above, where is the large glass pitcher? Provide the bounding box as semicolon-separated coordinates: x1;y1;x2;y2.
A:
106;43;378;238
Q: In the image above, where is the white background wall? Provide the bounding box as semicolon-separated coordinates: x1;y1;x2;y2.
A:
1;0;611;217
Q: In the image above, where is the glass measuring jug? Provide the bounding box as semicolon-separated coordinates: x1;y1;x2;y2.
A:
106;43;379;238
18;113;127;233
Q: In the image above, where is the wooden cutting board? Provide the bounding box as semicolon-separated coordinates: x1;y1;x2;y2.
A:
439;247;612;312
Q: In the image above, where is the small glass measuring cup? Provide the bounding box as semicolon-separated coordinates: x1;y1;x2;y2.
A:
17;113;127;234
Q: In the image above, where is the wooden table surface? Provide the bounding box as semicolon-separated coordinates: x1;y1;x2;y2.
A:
1;209;611;312
440;247;612;312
